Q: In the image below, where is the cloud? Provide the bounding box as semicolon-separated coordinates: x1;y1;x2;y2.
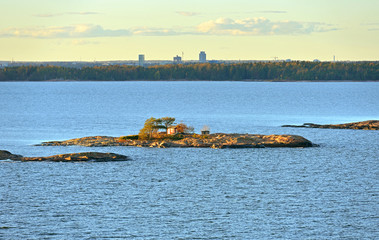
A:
132;27;184;36
361;23;379;31
0;24;130;38
34;12;99;17
197;17;336;35
0;17;337;39
175;10;286;17
34;13;61;18
361;22;379;26
176;11;200;17
68;12;99;15
257;10;287;14
71;39;100;45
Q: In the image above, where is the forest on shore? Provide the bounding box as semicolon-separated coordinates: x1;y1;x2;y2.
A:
0;61;378;81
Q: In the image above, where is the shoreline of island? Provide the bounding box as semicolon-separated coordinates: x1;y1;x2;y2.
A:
36;133;315;149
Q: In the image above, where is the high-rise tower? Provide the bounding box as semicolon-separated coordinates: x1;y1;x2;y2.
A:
199;51;206;63
138;54;145;66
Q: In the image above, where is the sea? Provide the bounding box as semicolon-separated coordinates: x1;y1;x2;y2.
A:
0;81;378;239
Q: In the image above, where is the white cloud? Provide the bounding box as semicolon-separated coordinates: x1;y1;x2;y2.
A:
362;23;379;31
197;17;336;35
176;11;200;17
132;27;182;36
0;24;130;38
68;12;99;15
361;22;379;26
34;12;99;17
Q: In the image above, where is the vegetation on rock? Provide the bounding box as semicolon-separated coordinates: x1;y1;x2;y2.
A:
138;117;194;140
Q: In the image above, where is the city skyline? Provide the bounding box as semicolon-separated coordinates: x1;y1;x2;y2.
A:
0;0;378;61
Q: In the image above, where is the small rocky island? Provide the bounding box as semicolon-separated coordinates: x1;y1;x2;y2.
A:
282;120;379;130
0;150;129;162
37;117;315;149
38;134;314;148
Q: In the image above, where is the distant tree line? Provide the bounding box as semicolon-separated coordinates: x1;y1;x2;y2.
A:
0;61;378;81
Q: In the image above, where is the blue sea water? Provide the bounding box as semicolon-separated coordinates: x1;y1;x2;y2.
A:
0;81;378;239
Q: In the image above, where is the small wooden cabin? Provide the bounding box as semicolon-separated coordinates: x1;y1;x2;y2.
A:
201;125;210;135
167;126;178;135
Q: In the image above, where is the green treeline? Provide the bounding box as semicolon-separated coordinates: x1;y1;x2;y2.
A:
0;61;378;81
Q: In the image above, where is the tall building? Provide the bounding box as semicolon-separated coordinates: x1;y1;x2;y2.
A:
138;54;145;66
173;55;182;64
199;51;206;63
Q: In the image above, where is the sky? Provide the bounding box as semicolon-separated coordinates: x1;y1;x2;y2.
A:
0;0;378;61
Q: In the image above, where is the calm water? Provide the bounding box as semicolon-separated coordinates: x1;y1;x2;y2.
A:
0;81;378;239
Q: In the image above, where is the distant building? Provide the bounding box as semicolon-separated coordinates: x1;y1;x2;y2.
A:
201;130;210;135
313;59;321;62
173;55;182;64
199;51;206;63
138;54;145;66
201;125;210;135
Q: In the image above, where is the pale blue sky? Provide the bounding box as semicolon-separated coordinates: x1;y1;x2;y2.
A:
0;0;378;61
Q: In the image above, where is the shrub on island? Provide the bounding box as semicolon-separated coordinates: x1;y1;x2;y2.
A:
119;135;139;141
138;117;194;140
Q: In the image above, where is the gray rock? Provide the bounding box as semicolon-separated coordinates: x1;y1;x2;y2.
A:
0;150;23;160
282;120;379;130
0;150;129;162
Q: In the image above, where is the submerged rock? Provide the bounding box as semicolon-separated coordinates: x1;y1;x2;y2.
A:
0;150;129;162
282;120;379;130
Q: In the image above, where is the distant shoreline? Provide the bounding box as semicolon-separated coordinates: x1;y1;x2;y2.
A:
1;62;377;81
1;79;379;82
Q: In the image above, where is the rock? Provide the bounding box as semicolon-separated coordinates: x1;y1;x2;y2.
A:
0;150;23;160
21;152;129;162
37;136;121;147
0;150;129;162
261;134;314;147
211;144;224;149
158;141;183;148
282;120;379;130
224;144;265;149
